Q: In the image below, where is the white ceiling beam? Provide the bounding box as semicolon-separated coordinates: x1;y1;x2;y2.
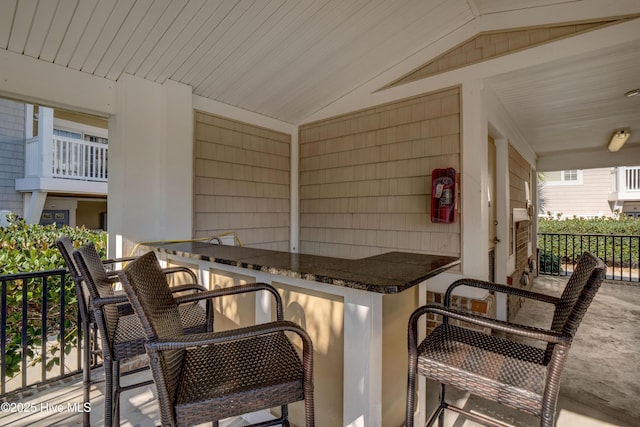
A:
0;48;115;116
477;0;640;31
537;145;640;171
192;94;296;135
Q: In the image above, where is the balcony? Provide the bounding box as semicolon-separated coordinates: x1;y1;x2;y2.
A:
15;134;108;196
609;166;640;204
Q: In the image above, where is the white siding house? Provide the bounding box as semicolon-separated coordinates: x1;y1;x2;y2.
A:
541;167;640;218
0;99;108;229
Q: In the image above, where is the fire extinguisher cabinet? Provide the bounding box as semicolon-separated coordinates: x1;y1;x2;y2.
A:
430;168;457;223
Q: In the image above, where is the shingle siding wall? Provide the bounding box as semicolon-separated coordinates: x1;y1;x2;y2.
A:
193;112;291;251
299;88;461;259
0;100;25;214
509;144;530;256
508;146;533;320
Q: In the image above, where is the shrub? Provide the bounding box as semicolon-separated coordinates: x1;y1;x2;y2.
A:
538;212;640;267
538;211;640;235
0;213;106;381
539;251;562;274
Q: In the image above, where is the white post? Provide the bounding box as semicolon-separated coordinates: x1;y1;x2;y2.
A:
108;75;194;257
461;80;489;278
495;138;509;320
617;167;626;193
24;191;47;224
24;104;33;138
38;106;54;178
343;292;383;427
290;127;300;253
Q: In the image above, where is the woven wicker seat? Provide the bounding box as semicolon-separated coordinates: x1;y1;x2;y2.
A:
118;250;315;427
406;252;606;427
70;242;212;427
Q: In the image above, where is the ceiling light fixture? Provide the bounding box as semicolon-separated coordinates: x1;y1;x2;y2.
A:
625;88;640;97
608;129;631;152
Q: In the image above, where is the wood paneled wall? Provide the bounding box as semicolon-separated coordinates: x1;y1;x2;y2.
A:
193;112;290;250
299;88;461;258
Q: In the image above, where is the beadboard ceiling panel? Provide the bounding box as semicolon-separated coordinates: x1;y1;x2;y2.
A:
486;38;640;157
1;0;478;123
38;0;78;62
6;0;36;53
22;0;57;58
54;0;100;67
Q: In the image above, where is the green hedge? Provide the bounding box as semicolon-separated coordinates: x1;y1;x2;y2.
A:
0;214;106;380
538;214;640;267
538;212;640;235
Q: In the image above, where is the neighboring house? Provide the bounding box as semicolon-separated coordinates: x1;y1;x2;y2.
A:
540;167;640;218
0;98;107;229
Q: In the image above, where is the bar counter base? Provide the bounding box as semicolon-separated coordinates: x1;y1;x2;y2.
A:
147;242;460;427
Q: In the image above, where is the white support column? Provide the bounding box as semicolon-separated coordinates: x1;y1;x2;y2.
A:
160;80;194;239
24;191;47;224
24;104;33;138
38;106;54;178
108;75;193;257
343;292;383;427
290;127;300;253
461;80;489;279
415;282;429;427
494;138;510;320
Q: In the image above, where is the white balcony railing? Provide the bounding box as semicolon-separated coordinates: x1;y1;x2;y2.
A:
52;136;108;181
623;166;640;192
25;135;108;182
610;166;640;204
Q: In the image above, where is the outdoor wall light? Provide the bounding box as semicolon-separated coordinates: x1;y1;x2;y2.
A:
608;129;630;152
624;88;640;97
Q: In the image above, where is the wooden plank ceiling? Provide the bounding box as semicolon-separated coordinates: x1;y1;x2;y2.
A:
0;0;475;123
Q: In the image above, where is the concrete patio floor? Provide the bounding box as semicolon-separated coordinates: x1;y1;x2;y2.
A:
0;276;638;426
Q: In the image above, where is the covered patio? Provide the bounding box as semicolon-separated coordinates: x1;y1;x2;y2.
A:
1;276;638;426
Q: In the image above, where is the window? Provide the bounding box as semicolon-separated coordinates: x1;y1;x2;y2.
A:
543;169;583;186
53;128;82;139
85;134;108;144
53;128;108;144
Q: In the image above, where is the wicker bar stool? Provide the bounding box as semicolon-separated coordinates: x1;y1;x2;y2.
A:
118;250;315;427
406;252;606;427
56;236;136;426
70;242;212;427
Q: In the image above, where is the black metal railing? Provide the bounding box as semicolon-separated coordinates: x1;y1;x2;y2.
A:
0;269;90;396
538;233;640;282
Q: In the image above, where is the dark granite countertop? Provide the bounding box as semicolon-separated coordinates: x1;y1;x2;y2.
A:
147;242;460;294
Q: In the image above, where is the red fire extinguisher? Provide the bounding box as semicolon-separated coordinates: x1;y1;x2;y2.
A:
430;168;457;223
